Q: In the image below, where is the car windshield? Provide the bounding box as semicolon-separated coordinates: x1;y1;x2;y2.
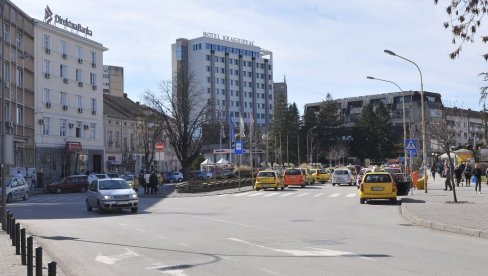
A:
120;175;133;181
99;179;130;190
364;174;392;183
285;169;301;175
96;174;108;179
258;172;275;177
317;169;326;174
334;170;348;175
107;173;119;178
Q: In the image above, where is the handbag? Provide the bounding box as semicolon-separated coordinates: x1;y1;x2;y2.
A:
471;175;477;183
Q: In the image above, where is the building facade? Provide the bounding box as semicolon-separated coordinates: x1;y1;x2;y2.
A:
172;33;274;129
273;80;287;108
446;107;485;149
33;17;106;184
102;65;124;96
0;1;35;170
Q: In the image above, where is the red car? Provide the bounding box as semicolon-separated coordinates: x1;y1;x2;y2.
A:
48;175;89;193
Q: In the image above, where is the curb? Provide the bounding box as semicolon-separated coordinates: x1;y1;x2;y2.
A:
400;203;488;239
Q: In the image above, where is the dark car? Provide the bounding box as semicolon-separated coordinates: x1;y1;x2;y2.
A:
48;175;89;193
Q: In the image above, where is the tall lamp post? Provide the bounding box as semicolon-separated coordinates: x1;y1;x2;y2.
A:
384;49;427;192
1;0;7;230
306;126;317;164
367;76;408;173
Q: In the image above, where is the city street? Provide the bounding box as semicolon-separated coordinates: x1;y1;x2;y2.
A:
6;183;488;276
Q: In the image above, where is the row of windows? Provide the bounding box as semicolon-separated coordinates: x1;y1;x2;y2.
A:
199;43;260;58
207;66;271;79
205;54;271;70
43;34;97;64
43;88;97;111
2;62;24;87
41;118;96;139
207;77;272;90
208;88;273;100
215;99;272;109
3;23;24;49
106;131;135;149
218;111;272;121
3;103;25;125
43;60;97;85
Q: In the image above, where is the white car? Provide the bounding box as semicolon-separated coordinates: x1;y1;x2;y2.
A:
331;168;354;186
86;178;139;214
1;176;29;203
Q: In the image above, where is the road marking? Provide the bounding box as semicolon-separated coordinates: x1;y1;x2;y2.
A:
329;193;341;198
228;238;375;261
279;193;293;197
263;192;280;197
146;264;188;276
314;193;324;198
217;194;228;197
346;193;357;197
247;192;264;197
95;248;139;265
233;192;253;197
296;193;308;197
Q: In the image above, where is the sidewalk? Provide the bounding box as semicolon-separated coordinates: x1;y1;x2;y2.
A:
400;174;488;238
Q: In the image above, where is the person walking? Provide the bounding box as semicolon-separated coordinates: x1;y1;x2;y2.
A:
454;165;462;187
464;163;472;187
139;171;148;194
473;163;482;194
458;162;466;186
31;170;37;189
444;162;453;191
149;171;158;194
430;163;436;181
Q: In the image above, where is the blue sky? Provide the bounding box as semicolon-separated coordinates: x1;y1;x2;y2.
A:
17;0;488;112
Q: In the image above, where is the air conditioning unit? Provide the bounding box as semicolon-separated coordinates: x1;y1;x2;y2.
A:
45;102;51;108
5;121;14;128
4;81;9;88
62;53;67;59
83;125;89;130
78;108;83;113
45;73;51;79
92;85;97;90
91;63;97;68
63;105;68;111
38;119;44;125
78;58;83;64
45;48;51;54
78;82;84;87
68;123;74;128
92;110;97;115
63;78;69;84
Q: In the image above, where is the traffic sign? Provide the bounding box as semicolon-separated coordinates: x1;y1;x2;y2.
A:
405;139;417;152
155;142;164;152
235;141;243;155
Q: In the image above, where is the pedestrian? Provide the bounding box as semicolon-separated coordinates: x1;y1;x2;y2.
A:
87;171;96;184
430;163;436;181
458;162;466;186
444;162;452;191
31;170;37;189
16;170;23;178
454;165;462;187
464;163;472;187
473;163;482;194
149;171;158;194
437;162;444;177
139;171;148;194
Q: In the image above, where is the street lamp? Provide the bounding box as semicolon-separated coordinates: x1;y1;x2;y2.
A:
384;49;427;193
367;76;408;173
1;0;7;230
307;126;317;164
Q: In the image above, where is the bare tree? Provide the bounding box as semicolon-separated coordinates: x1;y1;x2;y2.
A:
138;106;164;171
336;142;350;165
144;70;211;179
426;107;465;203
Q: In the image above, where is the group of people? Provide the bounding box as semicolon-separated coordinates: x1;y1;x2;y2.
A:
138;171;164;195
431;161;484;194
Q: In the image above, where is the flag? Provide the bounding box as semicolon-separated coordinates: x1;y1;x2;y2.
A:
229;117;234;142
239;115;246;138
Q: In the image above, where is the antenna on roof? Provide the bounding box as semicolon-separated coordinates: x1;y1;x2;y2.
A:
284;75;286;83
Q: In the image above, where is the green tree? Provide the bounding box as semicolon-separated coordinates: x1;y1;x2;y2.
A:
316;93;342;163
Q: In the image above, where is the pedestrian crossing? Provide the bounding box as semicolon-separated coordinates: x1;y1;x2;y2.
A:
216;191;357;198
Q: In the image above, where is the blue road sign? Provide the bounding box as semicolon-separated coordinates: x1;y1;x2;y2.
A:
235;141;243;155
405;139;417;151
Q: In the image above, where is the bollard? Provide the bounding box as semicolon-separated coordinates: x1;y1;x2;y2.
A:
27;236;33;276
15;223;20;255
21;228;26;265
10;217;16;245
48;261;57;276
6;211;11;234
35;247;43;276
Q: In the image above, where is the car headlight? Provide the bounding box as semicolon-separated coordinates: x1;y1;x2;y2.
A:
131;193;138;199
103;195;113;200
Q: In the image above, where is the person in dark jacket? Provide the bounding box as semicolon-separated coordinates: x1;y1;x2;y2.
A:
464;163;472;187
473;163;482;194
139;171;148;194
149;171;158;194
454;165;463;187
444;161;452;191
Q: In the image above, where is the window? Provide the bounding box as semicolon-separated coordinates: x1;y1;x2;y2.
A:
43;88;51;103
43;34;51;50
16;33;22;48
90;73;97;86
16;67;23;87
16;105;23;125
43;60;51;74
91;98;97;112
76;69;83;82
115;131;120;147
76;46;83;59
60;40;68;55
60;119;67;137
206;65;210;72
77;95;83;109
3;23;9;42
90;50;96;65
43;117;50;135
90;123;96;139
108;131;113;147
60;64;68;78
3;62;9;81
60;92;68;106
75;121;82;138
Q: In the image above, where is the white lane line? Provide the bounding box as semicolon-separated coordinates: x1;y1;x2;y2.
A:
314;193;324;198
233;192;253;197
247;192;264;197
329;193;341;198
296;193;308;197
217;194;228;197
346;193;357;198
279;193;293;197
263;192;280;197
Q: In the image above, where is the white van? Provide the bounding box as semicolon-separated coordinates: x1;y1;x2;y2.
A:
1;176;29;202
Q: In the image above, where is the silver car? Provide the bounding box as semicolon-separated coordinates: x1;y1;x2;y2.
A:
1;176;29;203
331;168;353;186
86;178;138;213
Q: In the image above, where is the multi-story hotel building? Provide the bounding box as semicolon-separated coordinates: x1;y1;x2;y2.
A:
33;13;106;183
172;33;274;129
0;1;35;169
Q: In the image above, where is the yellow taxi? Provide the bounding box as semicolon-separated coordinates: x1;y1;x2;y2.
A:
300;168;315;185
255;170;284;191
309;168;330;184
359;171;397;204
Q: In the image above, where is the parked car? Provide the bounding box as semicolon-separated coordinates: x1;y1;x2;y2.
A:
106;172;120;178
255;170;284;191
359;171;397;204
0;176;29;203
283;168;306;188
86;178;139;213
120;175;139;191
331;168;354;186
164;172;183;183
48;175;89;193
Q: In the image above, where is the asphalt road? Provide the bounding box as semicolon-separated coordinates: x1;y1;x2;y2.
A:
6;183;488;275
